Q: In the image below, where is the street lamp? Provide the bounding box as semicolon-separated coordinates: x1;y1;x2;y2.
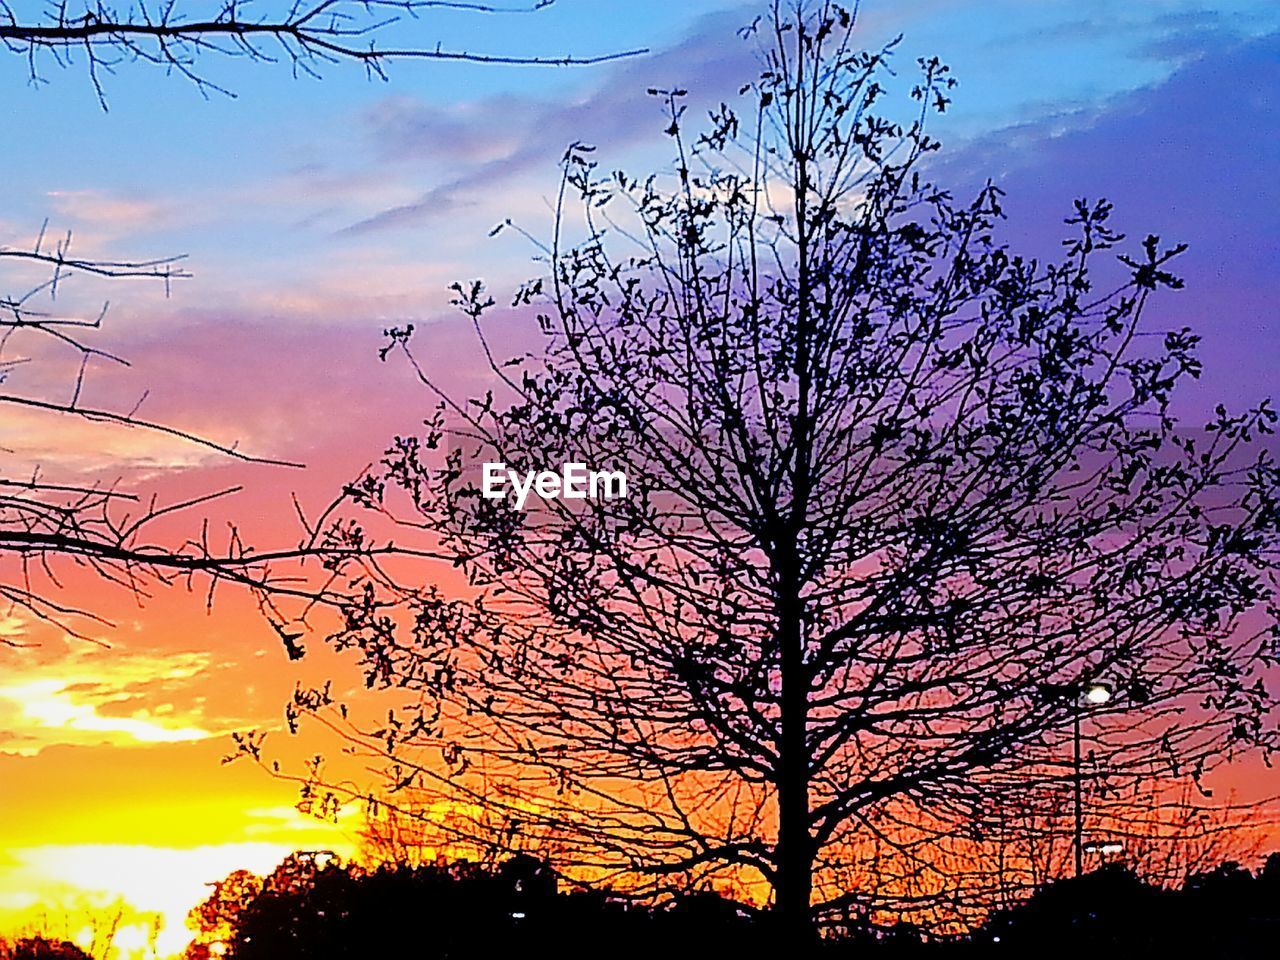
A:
1071;682;1112;877
1083;682;1113;706
1042;679;1115;878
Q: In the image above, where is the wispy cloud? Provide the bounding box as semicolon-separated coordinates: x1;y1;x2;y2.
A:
45;190;170;233
346;8;760;234
0;646;223;755
930;29;1280;415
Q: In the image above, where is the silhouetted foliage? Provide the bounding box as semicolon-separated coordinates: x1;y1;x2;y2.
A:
204;854;764;960
0;938;91;960
974;857;1280;958
198;852;1280;959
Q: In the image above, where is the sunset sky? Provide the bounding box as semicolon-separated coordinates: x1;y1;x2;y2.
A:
2;1;1279;956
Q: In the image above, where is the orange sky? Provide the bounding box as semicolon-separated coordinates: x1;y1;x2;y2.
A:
0;340;418;958
0;574;363;957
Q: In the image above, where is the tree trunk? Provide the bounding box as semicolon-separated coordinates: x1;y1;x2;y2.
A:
775;62;817;943
774;592;814;947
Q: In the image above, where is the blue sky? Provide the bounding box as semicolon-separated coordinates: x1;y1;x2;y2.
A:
0;0;1275;516
4;0;1277;323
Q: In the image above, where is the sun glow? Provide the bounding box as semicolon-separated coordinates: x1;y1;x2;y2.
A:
0;841;355;959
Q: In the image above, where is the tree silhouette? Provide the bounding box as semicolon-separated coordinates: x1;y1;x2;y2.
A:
186;867;265;956
1;1;643;104
189;850;1280;958
976;857;1280;957
293;0;1280;943
195;853;766;960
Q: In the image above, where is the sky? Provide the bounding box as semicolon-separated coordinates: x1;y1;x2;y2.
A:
1;1;1278;956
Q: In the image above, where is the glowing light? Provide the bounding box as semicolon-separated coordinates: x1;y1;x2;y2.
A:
1083;682;1113;705
0;679;212;749
1085;841;1126;856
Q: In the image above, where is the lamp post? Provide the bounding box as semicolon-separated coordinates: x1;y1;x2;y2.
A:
1072;682;1113;877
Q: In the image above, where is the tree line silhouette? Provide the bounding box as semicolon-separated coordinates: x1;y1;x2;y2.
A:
0;937;91;960
180;850;1280;959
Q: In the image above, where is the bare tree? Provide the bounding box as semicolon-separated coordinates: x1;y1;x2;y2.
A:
1;1;644;103
281;0;1279;943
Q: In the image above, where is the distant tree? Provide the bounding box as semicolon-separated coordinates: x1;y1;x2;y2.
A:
978;860;1280;957
187;867;265;956
297;0;1278;944
193;851;1280;957
198;853;762;960
0;938;92;960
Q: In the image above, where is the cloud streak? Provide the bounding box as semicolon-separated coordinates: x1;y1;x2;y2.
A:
345;7;761;234
0;647;221;755
931;30;1280;414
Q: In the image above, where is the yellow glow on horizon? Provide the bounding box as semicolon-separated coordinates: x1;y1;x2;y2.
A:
0;839;356;959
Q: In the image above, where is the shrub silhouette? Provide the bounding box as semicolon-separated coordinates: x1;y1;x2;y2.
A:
223;856;760;960
0;938;92;960
976;859;1280;959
